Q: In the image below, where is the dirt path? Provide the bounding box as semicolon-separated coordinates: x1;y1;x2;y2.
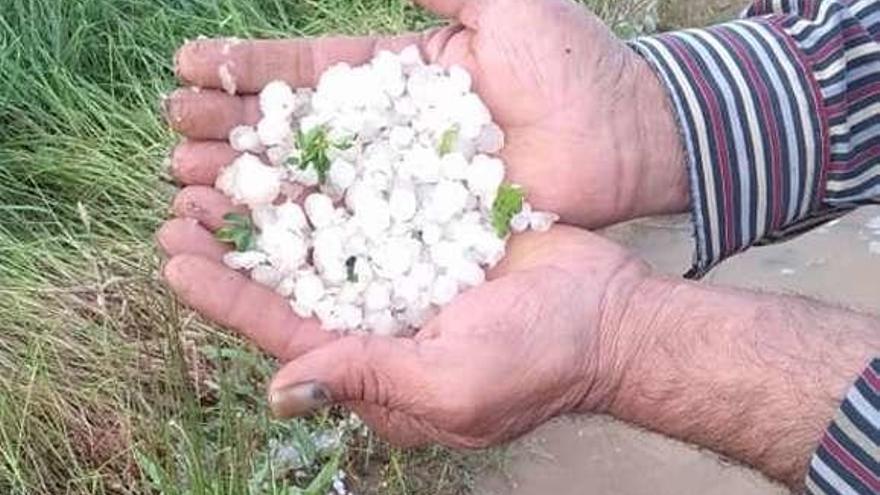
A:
476;206;880;494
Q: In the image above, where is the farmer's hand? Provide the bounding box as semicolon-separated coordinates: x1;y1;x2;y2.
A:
163;0;687;231
161;225;653;448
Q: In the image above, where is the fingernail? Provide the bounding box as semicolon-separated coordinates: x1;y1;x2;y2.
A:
269;382;331;419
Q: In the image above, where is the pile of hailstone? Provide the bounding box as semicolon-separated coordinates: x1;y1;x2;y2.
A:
214;46;558;336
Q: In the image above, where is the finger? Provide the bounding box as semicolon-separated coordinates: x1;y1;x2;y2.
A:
172;186;244;231
347;403;432;448
267;336;425;418
156;218;230;261
171;140;238;186
415;0;471;18
163;254;336;359
164;88;259;139
175;33;425;92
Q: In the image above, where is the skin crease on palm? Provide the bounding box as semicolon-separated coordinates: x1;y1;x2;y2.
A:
157;0;687;447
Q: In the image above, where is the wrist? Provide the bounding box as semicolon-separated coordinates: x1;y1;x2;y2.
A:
627;55;690;218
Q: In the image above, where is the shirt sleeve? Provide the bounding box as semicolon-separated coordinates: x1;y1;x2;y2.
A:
630;0;880;278
805;358;879;495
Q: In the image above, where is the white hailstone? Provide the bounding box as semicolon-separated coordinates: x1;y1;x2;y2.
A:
294;273;325;314
366;309;401;336
328;158;357;192
439;152;468;180
257;114;291;147
431;275;460;305
337;304;364;330
389;125;415;149
476;123;505;154
420;222;443;245
216;153;282;206
530;211;560;232
266;142;294;166
260;80;297;117
251;265;283;288
274;202;308;232
258;228;308;273
276;276;296;297
392;276;420;308
409;262;436;289
304;193;336;229
473;231;506;267
289;161;320;187
215;46;559;333
510;202;533;234
364;282;392;311
449;259;485;287
448;66;472;94
431;240;466;268
374;237;418;278
466;154;505;205
389;187;417;221
354;196;391;237
229;125;264;153
428;180;469;223
223;251;268;271
398;45;424;73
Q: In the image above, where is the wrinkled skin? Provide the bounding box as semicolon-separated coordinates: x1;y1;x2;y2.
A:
158;0;681;448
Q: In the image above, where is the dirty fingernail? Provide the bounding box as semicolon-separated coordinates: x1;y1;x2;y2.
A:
269;382;331;419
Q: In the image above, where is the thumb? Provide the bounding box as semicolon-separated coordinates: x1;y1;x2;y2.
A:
414;0;480;21
267;336;425;419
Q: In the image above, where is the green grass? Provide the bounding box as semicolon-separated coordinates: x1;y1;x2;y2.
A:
0;1;653;493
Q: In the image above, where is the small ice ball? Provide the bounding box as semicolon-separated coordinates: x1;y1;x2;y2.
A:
389;187;417;222
215;153;282;207
305;193;336;229
223;251;268;271
294;273;325;310
530;211;560;232
476;123;505;154
251;265;283;288
260;80;297;117
257;114;291;147
430;275;459;305
229;125;264;153
328;158;357;192
447;66;472;94
364;282;392;311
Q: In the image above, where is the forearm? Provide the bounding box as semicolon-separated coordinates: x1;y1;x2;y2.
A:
605;277;879;489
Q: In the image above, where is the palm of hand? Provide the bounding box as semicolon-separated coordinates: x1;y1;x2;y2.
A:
158;0;654;448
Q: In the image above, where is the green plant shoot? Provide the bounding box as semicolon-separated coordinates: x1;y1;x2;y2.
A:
437;125;459;156
215;213;257;252
491;184;525;238
290;125;352;184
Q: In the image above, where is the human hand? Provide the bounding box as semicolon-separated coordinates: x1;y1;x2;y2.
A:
164;0;688;232
161;224;653;448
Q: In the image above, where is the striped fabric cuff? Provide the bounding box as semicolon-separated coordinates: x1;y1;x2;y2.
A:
631;20;828;277
805;358;880;495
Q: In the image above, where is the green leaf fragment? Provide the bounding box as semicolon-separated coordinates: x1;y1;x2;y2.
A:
293;125;353;184
491;184;525;238
215;213;257;251
438;125;459;156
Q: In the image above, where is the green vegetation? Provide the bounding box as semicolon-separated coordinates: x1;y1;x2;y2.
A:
0;0;654;493
291;126;346;185
216;213;258;252
437;126;459;156
491;185;526;238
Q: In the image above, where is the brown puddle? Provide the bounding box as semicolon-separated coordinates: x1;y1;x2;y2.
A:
476;206;880;495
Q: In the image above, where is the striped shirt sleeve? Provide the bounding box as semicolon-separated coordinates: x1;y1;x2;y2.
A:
630;0;880;278
805;359;880;495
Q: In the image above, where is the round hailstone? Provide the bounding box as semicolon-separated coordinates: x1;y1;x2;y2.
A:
213;46;559;335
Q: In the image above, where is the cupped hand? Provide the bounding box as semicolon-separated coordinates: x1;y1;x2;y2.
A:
162;0;688;238
162;224;652;448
